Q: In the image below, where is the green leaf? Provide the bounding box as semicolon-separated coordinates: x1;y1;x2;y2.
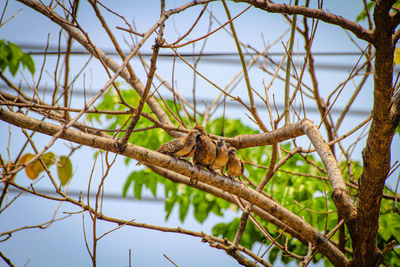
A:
20;53;35;74
133;180;143;200
7;58;20;76
355;2;375;22
323;257;335;267
42;152;56;167
0;40;10;71
193;192;208;222
164;179;177;198
147;177;157;197
179;195;190;222
57;156;73;186
193;201;209;223
382;213;400;241
8;42;22;76
384;248;400;266
379;213;392;241
268;246;279;264
122;174;134;198
0;40;35;76
123;169;163;200
210;201;223;217
281;252;292;264
165;195;177;220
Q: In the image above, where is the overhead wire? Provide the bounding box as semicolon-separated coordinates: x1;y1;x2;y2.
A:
0;43;376;116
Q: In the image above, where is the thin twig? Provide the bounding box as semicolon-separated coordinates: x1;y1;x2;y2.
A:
222;0;268;132
284;0;298;126
163;254;179;267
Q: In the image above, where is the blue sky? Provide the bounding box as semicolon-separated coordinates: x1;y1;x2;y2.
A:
0;1;399;266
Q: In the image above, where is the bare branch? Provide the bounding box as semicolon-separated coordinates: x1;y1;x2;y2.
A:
119;20;165;146
234;0;373;43
284;0;298;126
221;0;268;132
0;250;15;267
16;0;175;129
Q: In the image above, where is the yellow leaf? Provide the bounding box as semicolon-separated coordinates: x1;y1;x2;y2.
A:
57;156;72;186
42;152;56;167
20;153;42;180
394;47;400;66
25;160;44;180
19;153;33;164
19;152;56;180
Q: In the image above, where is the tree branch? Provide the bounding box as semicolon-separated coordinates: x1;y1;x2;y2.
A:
221;0;268;132
223;120;305;149
119;20;165;146
301;120;356;231
15;0;176;133
0;107;349;266
354;1;398;265
391;87;400;127
0;250;15;267
147;164;308;244
234;0;373;43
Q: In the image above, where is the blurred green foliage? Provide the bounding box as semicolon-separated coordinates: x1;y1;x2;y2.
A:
0;40;35;76
89;87;400;265
356;0;400;22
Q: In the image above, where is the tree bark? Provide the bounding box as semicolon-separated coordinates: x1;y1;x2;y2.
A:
352;1;399;266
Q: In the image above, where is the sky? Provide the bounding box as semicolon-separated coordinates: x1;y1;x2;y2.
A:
0;1;399;266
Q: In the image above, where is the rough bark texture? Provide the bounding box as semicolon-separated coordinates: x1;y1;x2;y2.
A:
352;1;398;266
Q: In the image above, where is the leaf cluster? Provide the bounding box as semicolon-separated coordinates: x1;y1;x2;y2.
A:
87;86;172;157
16;152;72;186
378;197;400;266
0;40;35;76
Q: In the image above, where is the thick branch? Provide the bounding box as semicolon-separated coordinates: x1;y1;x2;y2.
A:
224;120;305;149
234;0;373;43
354;1;398;266
0;108;349;266
301;120;356;232
148;164;308;244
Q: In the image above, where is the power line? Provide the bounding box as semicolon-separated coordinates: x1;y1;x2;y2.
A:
17;43;368;71
4;186;165;203
0;43;374;117
18;43;364;57
0;85;371;116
